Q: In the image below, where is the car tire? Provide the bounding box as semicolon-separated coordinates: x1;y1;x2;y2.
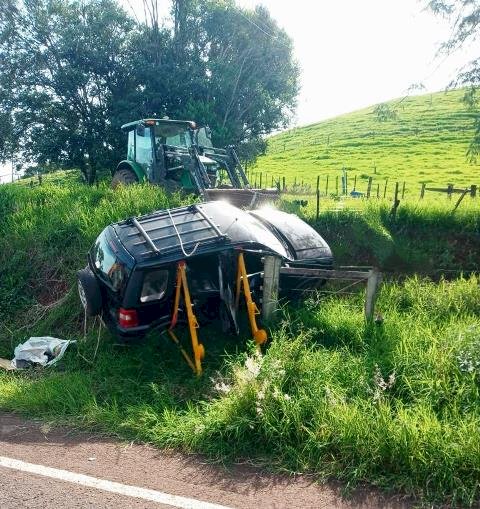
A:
77;267;102;316
112;168;138;188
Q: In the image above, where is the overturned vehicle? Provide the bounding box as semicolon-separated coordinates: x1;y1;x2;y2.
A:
77;202;333;373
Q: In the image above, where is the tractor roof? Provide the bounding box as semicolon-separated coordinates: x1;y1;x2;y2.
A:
120;118;196;131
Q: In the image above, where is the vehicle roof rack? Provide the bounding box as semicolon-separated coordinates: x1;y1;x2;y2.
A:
125;204;227;259
131;217;160;254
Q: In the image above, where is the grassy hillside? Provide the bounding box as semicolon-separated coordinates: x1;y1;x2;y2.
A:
1;181;480;505
253;88;480;194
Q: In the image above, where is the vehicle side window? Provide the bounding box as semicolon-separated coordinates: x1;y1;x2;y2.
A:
92;230;127;292
135;127;152;167
196;127;213;148
127;130;135;160
140;270;169;303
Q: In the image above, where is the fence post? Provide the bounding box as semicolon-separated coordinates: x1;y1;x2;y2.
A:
471;184;477;197
353;174;357;191
376;183;380;198
260;173;263;189
365;268;382;321
401;181;406;199
326;175;329;195
336;176;339;195
282;176;286;191
452;188;469;213
391;182;400;219
366;177;372;198
383;178;388;199
447;183;453;199
261;255;281;322
271;175;274;187
316;175;320;220
420;183;426;199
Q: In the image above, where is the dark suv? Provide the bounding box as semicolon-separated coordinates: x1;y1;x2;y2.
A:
77;201;333;341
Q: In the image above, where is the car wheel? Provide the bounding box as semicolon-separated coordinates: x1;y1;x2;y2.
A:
112;168;138;188
77;267;102;316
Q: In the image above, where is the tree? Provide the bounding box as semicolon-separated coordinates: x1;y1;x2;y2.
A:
127;0;299;157
0;0;299;179
428;1;480;160
373;103;398;122
175;2;299;149
0;0;141;183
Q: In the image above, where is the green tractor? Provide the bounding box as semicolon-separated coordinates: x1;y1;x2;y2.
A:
112;118;280;207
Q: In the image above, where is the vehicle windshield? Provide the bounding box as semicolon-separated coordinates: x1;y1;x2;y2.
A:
154;124;191;148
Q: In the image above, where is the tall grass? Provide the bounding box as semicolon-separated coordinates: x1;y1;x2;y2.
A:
283;195;480;273
1;180;480;505
0;181;187;328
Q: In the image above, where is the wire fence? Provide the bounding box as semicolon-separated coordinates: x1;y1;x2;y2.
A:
245;169;478;200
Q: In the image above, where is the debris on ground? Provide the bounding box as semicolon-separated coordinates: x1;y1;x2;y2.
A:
7;337;76;370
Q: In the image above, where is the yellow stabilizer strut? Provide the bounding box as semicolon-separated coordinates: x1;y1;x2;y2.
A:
168;261;205;376
235;252;267;346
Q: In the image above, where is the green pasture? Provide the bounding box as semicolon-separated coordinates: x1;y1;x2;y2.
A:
253;88;480;196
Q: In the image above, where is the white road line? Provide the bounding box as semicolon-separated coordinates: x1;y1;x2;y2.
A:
0;456;233;509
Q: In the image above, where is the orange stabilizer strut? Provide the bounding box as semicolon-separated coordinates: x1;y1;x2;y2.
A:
235;252;267;346
167;261;205;375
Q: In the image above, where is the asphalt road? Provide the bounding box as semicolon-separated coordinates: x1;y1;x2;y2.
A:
0;413;412;509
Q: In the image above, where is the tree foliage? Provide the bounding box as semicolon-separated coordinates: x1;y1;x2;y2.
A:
0;0;139;183
373;103;398;122
428;0;480;161
0;0;299;181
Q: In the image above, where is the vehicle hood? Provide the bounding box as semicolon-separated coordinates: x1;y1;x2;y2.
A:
249;208;332;261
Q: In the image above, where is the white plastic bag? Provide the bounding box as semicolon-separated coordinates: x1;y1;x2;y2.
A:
11;337;76;369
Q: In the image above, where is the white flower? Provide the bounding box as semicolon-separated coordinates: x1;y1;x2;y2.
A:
283;393;291;401
245;355;261;378
372;364;395;402
214;381;231;394
194;424;206;435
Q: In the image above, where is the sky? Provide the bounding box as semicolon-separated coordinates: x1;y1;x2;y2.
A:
2;0;478;183
123;0;479;125
235;0;478;125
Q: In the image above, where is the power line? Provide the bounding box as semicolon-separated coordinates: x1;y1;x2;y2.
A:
233;7;291;50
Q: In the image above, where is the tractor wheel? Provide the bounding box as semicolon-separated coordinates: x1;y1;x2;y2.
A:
112;168;138;188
